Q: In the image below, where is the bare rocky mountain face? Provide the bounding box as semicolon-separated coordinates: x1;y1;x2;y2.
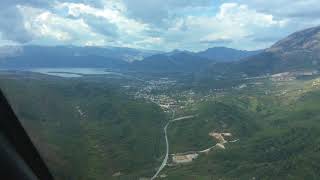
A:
266;26;320;66
268;26;320;53
216;25;320;76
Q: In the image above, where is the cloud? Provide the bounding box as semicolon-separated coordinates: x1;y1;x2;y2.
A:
0;7;34;43
158;3;288;50
54;2;149;36
18;5;108;46
231;0;320;19
121;0;212;26
0;0;107;43
15;2;154;47
200;38;233;45
82;15;119;37
0;0;49;8
0;0;319;51
0;0;53;43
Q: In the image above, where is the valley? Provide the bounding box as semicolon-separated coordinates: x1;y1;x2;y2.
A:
2;66;320;179
1;25;320;179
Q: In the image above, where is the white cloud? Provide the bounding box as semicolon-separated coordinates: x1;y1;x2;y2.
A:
217;3;287;27
159;3;288;50
32;12;72;41
0;0;319;51
18;5;107;46
232;0;320;19
84;39;106;46
121;0;212;25
50;1;158;48
55;2;149;36
131;37;163;49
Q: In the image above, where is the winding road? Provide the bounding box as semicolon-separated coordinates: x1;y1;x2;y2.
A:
151;122;170;180
151;115;195;180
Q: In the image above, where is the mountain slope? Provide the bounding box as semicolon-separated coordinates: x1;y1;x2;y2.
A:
132;52;214;73
268;25;320;53
0;45;261;73
0;46;160;69
204;26;320;77
197;47;262;62
0;73;167;179
130;47;261;73
243;26;320;75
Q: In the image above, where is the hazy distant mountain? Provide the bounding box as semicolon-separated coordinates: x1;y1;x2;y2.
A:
129;47;261;73
161;47;261;63
164;49;195;56
0;46;117;69
0;46;162;69
0;44;263;72
196;47;262;62
0;46;160;62
132;51;213;72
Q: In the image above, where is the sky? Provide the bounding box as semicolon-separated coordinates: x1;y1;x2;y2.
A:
0;0;320;51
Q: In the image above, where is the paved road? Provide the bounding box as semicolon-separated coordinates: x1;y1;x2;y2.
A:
171;115;195;122
151;115;195;180
151;122;170;180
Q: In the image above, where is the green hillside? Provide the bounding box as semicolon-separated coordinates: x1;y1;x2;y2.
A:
2;69;320;180
163;77;320;180
0;73;167;180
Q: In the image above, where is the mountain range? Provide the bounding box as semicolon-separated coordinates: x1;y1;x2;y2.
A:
197;47;262;62
0;45;261;72
1;25;320;76
0;46;159;69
